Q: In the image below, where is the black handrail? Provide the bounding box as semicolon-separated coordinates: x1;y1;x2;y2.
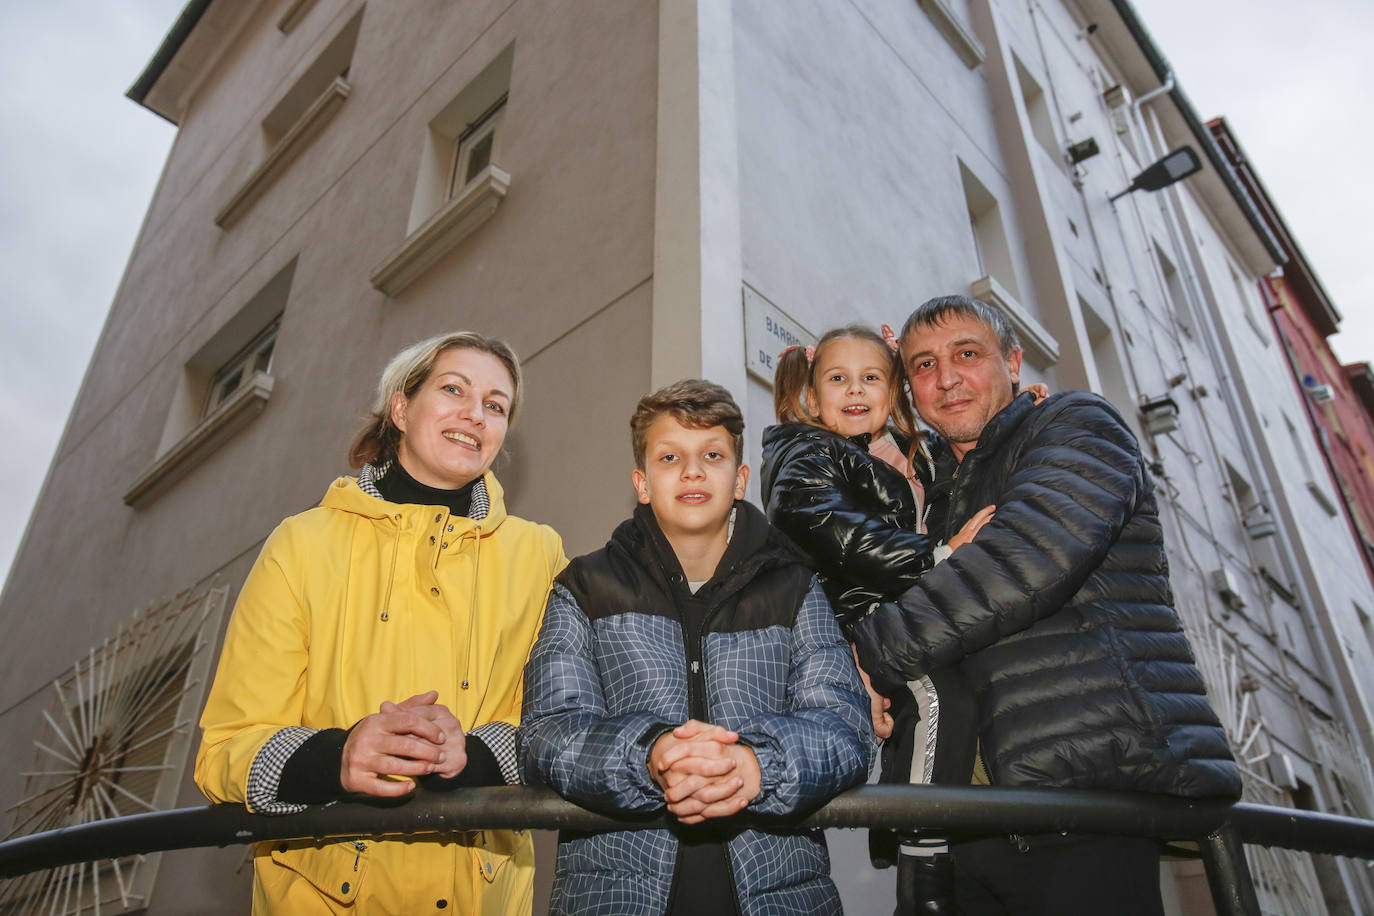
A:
2;785;1371;915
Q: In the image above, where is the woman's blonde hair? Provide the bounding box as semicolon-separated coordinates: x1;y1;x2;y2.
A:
348;331;523;468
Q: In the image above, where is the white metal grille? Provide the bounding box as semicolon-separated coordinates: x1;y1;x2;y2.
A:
0;582;227;915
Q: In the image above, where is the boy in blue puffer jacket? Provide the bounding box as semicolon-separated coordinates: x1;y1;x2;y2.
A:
519;379;875;915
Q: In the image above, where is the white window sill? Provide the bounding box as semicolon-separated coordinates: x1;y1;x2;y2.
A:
215;76;351;229
1244;307;1272;347
124;372;275;507
916;0;984;68
370;165;511;296
969;275;1059;368
277;0;318;32
1307;479;1338;517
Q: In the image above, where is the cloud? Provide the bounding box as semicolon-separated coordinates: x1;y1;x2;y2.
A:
2;0;1370;586
0;1;180;586
1136;0;1374;364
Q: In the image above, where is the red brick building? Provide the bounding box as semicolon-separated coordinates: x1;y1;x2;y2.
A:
1212;117;1374;589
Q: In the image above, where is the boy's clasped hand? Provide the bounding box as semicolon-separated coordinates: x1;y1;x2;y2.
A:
648;719;762;824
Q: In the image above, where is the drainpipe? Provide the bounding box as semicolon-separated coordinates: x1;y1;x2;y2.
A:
1131;70;1174;114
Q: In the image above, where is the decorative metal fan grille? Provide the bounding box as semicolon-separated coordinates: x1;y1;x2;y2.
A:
0;582;227;915
1309;714;1374;819
1188;621;1328;915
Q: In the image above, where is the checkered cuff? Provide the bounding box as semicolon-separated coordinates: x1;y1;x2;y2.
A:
246;726;318;814
469;721;519;785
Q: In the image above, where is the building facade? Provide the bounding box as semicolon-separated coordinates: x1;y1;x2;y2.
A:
1211;117;1374;591
1;0;1371;913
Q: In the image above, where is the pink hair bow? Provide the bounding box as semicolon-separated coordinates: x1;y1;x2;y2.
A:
881;324;899;353
779;344;816;364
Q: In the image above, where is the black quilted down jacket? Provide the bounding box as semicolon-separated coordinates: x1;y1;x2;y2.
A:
852;391;1241;799
760;423;935;627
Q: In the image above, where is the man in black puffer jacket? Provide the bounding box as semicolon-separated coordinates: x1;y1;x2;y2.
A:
852;296;1240;915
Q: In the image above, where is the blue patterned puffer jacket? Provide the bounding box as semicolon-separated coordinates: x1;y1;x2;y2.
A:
519;501;875;915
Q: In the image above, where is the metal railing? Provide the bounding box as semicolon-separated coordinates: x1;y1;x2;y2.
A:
2;785;1371;915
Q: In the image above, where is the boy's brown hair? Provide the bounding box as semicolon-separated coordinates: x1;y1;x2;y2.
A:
630;379;745;468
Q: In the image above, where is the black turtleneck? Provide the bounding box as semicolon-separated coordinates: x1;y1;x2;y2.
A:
374;460;478;516
274;461;503;804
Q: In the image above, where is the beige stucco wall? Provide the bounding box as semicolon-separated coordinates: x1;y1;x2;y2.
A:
5;0;1373;913
0;1;657;910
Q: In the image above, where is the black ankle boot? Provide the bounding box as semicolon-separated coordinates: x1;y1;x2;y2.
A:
895;852;955;916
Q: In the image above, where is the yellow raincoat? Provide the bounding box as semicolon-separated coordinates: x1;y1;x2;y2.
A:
195;471;564;914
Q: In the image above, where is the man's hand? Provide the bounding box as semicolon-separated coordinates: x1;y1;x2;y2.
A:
949;505;995;551
340;690;465;795
854;646;893;740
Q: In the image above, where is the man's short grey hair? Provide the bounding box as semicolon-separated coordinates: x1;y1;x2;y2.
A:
900;295;1020;357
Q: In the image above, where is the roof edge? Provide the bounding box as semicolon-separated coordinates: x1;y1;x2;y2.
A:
1208;117;1341;336
126;0;216;122
1107;0;1287;266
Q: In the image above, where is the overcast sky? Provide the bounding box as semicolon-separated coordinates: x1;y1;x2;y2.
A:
1;1;1371;586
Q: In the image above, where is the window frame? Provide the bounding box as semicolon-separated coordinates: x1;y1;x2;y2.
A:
203;318;280;418
448;94;507;199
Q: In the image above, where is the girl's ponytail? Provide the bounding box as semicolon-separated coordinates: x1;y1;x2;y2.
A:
773;345;814;423
879;336;930;475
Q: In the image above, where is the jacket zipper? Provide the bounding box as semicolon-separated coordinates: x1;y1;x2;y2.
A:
675;582;744;916
681;589;708;721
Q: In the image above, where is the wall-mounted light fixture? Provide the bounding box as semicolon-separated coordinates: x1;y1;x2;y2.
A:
1242;503;1278;539
1210;567;1246;611
1109;146;1202;202
1066;137;1100;165
1140;395;1180;436
1302;373;1334;403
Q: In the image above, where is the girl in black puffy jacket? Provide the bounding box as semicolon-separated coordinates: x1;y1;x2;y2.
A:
759;324;993;916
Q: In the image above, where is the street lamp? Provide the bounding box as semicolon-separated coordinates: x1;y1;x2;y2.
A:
1109;146;1203;202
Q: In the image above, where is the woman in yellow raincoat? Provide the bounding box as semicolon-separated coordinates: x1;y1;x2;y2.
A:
195;331;565;914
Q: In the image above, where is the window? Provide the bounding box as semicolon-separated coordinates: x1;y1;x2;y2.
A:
959;159;1020;299
915;0;983;68
957;159;1058;369
205;319;279;417
215;9;364;227
1100;77;1142;168
1081;296;1133;428
1284;413;1338;516
1356;603;1374;666
450;95;506;196
124;260;295;507
1154;241;1193;334
1014;54;1060;165
371;43;515;296
277;0;319;33
1223;459;1279;540
1229;263;1270;345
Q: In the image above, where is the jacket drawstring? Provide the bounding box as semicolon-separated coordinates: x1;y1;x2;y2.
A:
461;526;481;689
380;513;403;621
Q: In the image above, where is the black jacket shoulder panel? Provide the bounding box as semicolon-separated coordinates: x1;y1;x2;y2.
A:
558;502;814;633
760;423;934;623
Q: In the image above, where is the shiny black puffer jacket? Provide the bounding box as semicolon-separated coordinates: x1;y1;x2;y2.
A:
760;423;935;626
852;392;1241;799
